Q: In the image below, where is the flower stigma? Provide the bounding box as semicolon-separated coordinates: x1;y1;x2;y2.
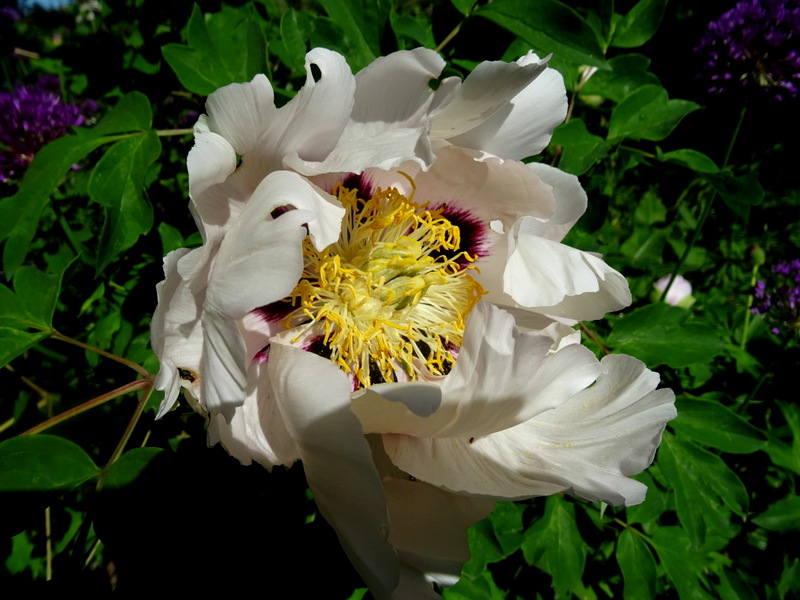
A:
281;175;485;387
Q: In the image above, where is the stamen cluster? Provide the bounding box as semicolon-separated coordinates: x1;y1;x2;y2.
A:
283;180;484;387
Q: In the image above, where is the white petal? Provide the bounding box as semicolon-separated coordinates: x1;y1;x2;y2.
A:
207;360;300;469
352;303;599;438
268;342;400;599
504;217;631;319
352;48;447;127
272;48;355;164
205;74;277;155
447;57;567;159
151;248;205;418
386;145;555;232
187;115;238;200
285;49;458;176
383;354;675;506
205;172;336;318
384;478;494;587
525;162;587;242
285;126;435;176
200;172;340;415
187;169;250;244
430;56;548;140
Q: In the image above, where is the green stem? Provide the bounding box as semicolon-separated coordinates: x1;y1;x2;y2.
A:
580;322;611;355
51;330;150;377
100;379;155;480
740;262;760;350
660;104;747;303
618;145;657;160
613;517;654;544
738;333;792;414
723;104;747;169
21;379;150;435
45;506;53;581
436;21;463;53
155;128;193;137
659;186;715;303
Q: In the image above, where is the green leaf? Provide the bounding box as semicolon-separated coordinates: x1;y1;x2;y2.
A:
650;527;715;600
390;10;437;50
12;266;63;330
489;501;525;556
461;519;505;578
718;568;759;600
0;328;50;368
90;91;153;135
706;172;764;222
0;136;108;276
608;85;700;142
619;227;667;266
279;9;310;71
608;303;725;368
88;131;161;272
443;570;506;600
752;496;800;532
671;398;767;454
0;91;152;277
521;496;586;597
659;148;720;174
6;531;44;577
658;433;748;548
102;447;164;490
318;0;390;71
580;54;661;103
765;401;800;475
552;119;610;175
0;435;99;492
611;0;668;48
449;0;476;16
617;528;656;600
162;4;267;95
634;190;667;225
475;0;609;68
778;558;800;599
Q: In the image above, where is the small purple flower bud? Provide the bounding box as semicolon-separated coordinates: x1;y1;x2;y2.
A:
751;259;800;333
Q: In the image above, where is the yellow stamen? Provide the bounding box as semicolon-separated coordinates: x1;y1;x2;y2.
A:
282;177;485;387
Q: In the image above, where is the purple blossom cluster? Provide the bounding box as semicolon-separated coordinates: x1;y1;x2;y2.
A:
752;258;800;334
696;0;800;101
0;75;96;182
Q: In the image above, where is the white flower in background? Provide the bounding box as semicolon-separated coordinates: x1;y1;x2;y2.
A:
151;48;676;599
654;274;694;307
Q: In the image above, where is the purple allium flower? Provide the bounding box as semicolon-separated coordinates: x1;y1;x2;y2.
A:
0;75;96;182
752;258;800;334
696;0;800;101
0;6;21;23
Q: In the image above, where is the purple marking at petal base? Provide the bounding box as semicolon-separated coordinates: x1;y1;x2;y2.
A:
254;344;270;363
339;172;375;199
434;204;489;268
254;300;295;323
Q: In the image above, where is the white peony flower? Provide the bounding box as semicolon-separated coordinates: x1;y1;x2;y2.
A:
151;48;676;599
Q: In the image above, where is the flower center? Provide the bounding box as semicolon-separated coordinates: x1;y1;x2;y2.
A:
282;177;484;387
